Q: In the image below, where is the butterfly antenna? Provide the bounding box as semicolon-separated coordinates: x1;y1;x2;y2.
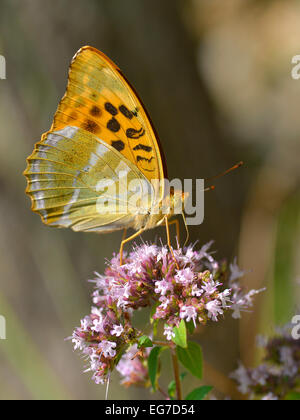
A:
206;161;244;182
204;185;216;192
205;161;244;191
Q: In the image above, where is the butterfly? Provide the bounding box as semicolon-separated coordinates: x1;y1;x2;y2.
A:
24;46;188;265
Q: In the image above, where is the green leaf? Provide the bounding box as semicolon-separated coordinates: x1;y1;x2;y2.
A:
186;386;213;400
185;320;195;335
172;320;187;348
168;373;187;399
138;335;153;349
176;341;203;379
148;346;163;391
285;392;300;401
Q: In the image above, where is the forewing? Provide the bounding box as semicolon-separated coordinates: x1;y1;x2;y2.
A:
51;46;166;201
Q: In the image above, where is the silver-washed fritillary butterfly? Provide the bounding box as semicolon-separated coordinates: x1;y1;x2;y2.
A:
24;46;188;265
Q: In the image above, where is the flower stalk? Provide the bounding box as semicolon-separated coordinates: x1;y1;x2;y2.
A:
171;347;182;400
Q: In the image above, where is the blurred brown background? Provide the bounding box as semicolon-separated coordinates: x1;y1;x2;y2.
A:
0;0;299;400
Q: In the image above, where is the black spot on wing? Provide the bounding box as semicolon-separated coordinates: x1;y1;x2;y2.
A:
107;118;121;133
90;106;101;117
119;105;133;120
137;156;154;163
105;102;118;116
126;127;145;139
141;168;155;172
111;140;125;152
82;119;100;134
133;144;152;152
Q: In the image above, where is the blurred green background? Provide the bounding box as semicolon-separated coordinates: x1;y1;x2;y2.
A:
0;0;299;400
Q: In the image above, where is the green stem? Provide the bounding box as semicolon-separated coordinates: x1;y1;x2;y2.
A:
171;347;182;400
153;340;172;347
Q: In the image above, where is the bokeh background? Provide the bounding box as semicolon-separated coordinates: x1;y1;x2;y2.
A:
0;0;299;400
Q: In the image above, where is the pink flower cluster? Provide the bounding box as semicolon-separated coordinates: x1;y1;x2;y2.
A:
231;324;300;400
71;301;137;385
71;242;263;385
116;344;150;387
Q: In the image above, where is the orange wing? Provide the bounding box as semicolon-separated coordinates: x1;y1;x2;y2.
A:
51;46;167;193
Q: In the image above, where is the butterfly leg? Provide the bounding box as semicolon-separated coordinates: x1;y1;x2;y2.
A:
168;218;180;247
119;228;145;266
164;216;180;270
122;228;128;242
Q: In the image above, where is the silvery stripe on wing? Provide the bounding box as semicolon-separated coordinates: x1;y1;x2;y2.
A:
32;191;45;201
29;178;43;191
56;170;81;226
55;126;79;138
30;162;42;171
29;160;47;221
82;143;108;173
44;126;79;146
36;145;51;159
